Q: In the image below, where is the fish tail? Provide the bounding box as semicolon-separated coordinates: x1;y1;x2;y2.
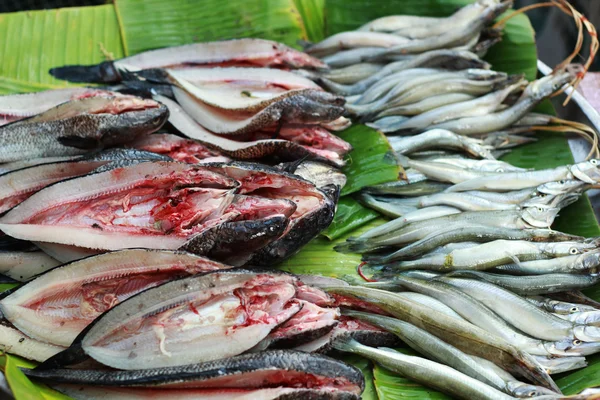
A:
315;77;354;96
49;61;120;84
334;239;374;254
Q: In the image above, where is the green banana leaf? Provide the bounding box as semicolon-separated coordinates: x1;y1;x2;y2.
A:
114;0;306;54
322;197;379;240
0;354;70;400
0;5;123;94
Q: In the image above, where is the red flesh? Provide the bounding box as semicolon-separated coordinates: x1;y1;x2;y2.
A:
129;134;229;164
331;294;391;316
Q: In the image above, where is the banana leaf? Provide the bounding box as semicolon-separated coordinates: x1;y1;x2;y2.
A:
0;284;17;293
557;354;600;395
293;0;325;43
114;0;306;54
0;354;70;400
0;5;123;94
322;197;379;240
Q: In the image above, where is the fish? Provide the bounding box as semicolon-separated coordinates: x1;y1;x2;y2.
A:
533;355;587;375
38;270;308;370
0;96;169;162
157;95;348;166
389;129;495;159
49;39;327;83
0;161;242;259
495;251;600;275
0;249;232;346
0;88;119;126
0;320;64;362
0;251;60;282
280;161;347;190
24;350;363;396
317;63;384;84
0;148;169;214
447;159;600;192
439;277;600;342
446;270;600;295
319;50;490;95
305;31;411;57
53;385;360;400
526;297;599;315
173;86;345;136
333;337;516;400
362;180;450;197
373;226;581;262
324;285;558;389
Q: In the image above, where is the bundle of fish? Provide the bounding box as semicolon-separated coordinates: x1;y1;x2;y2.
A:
0;38;353;167
0;259;393;399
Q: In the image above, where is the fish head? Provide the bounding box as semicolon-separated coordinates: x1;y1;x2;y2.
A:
506;381;558;398
465;68;507;81
573;325;600;343
537;179;586;195
569;159;600;184
547;337;600;356
527;66;579;101
521;205;560;228
98;100;169;147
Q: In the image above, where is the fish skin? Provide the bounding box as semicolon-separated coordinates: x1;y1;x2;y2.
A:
22;350;364;394
0;98;169;162
248;185;338;266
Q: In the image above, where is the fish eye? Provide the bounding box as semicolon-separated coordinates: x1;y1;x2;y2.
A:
528;391;538;397
496;168;505;173
570;306;580;312
573;339;583;346
538;207;543;212
592;159;598;165
559;180;566;184
570;248;579;255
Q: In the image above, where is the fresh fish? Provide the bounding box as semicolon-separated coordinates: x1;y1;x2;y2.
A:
448;159;600;192
362;180;450;197
50;39;327;83
376;93;476;117
305;31;411;57
0;161;242;258
496;251;600;275
469;355;558;398
337;207;559;253
54;385;360;400
357;193;418;218
427;67;578;135
526;297;598;315
374;226;581;262
320;50;489;95
40;270;309;370
0;320;64;362
321;47;390;69
379;276;597;357
0;96;168;162
324;285;557;389
24;350;363;396
343;310;515;393
201;162;337;265
440;277;600;342
363;1;510;61
0;148;169;214
0;251;60;281
0;88;119;126
358;15;441;33
557;311;600;325
0;249;232;346
333;337;517;400
383;240;596;272
173;86;344;136
317;63;384;84
447;271;600;295
157;95;348;166
389;129;494;159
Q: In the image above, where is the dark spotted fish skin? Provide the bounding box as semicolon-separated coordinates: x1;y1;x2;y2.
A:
0;104;168;162
23;350;364;392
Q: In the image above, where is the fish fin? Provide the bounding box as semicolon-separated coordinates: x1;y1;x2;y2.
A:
57;136;100;150
506;252;523;267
